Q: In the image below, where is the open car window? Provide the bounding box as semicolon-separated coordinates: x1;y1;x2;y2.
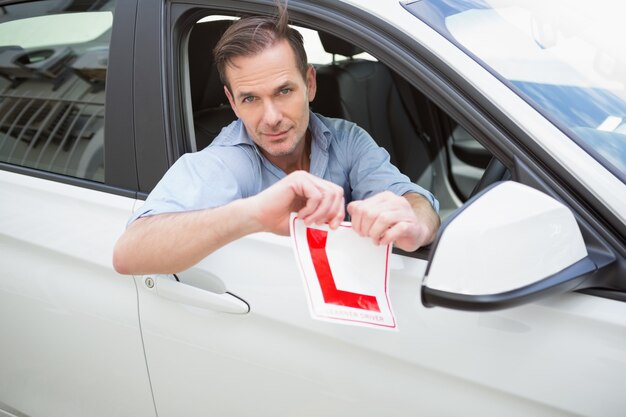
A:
185;14;492;224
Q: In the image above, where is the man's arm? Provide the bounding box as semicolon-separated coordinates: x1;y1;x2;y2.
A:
347;191;440;252
113;171;345;275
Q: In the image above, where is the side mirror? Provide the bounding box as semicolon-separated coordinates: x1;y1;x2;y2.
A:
422;181;597;311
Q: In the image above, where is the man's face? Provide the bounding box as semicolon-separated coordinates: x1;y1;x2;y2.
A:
223;39;317;163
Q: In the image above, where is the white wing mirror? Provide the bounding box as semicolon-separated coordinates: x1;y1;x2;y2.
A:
422;181;597;310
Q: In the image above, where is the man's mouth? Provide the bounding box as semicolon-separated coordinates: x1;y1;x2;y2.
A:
263;129;290;140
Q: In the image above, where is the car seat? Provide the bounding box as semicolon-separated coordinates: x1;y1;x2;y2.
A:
312;32;434;189
188;20;236;150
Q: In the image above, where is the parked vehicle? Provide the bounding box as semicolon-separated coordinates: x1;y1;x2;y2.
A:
1;0;624;416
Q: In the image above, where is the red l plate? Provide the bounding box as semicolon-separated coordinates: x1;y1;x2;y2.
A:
306;228;380;312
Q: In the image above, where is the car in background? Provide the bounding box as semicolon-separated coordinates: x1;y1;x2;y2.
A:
1;0;624;416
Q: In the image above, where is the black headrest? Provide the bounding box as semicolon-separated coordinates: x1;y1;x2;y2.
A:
318;32;363;57
188;20;233;110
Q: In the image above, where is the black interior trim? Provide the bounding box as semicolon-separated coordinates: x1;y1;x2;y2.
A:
470;157;510;198
452;139;491;169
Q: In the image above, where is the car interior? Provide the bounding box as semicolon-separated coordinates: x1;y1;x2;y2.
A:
186;17;507;220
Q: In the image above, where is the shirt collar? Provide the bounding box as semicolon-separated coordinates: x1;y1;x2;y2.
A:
308;111;331;151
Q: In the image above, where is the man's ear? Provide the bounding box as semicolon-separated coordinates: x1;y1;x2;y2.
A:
306;65;317;103
224;85;240;118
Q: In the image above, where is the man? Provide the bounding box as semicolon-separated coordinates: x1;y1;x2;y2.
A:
113;9;440;275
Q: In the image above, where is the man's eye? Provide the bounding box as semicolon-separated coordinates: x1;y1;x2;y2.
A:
279;88;291;95
243;96;255;103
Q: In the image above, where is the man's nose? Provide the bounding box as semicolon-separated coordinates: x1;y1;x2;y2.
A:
262;99;282;127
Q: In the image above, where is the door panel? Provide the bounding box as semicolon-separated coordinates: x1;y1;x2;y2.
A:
138;231;626;416
0;171;155;417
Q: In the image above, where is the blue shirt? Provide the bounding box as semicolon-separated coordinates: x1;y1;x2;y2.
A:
129;112;439;223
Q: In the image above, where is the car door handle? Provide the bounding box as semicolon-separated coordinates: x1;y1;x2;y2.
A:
152;275;249;314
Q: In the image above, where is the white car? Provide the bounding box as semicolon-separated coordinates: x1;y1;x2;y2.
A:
1;0;625;416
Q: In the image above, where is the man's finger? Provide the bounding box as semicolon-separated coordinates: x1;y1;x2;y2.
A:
328;193;345;229
347;201;365;236
293;174;344;225
294;179;323;221
305;190;335;224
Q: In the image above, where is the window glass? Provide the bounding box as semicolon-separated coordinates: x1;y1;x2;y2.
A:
0;13;112;48
0;0;116;182
405;0;626;181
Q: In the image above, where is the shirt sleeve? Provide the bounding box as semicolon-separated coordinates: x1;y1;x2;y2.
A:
342;122;440;212
127;148;253;225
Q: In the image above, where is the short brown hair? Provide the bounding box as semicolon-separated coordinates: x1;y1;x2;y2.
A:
213;4;308;90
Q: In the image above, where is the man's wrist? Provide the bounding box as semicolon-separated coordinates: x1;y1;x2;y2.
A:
225;197;265;235
403;192;440;244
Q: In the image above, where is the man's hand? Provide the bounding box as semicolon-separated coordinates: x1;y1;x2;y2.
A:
251;170;345;235
347;191;440;252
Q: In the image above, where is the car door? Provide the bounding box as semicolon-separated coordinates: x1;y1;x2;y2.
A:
0;1;156;416
133;1;626;416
